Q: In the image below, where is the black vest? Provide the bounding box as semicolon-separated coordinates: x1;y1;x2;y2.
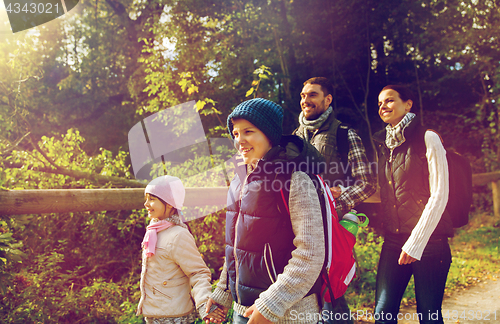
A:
294;114;349;188
373;120;453;237
225;136;324;306
225;161;295;306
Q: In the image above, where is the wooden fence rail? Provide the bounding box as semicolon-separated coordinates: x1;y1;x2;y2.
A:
0;188;228;216
1;172;499;217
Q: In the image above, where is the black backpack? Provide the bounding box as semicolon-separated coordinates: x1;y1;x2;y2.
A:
427;130;473;228
336;124;350;174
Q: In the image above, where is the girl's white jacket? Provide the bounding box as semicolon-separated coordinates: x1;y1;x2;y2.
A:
137;225;212;319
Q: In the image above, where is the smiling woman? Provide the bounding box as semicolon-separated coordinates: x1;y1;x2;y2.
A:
378;87;413;127
373;85;453;324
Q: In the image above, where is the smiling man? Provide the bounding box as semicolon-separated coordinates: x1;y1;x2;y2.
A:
295;77;375;213
293;77;376;324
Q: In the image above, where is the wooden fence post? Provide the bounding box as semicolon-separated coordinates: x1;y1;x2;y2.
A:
492;180;500;218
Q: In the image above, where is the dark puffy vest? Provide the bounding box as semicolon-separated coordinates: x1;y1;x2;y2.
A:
225;136;324;306
373;120;453;237
225;160;296;306
294;114;348;188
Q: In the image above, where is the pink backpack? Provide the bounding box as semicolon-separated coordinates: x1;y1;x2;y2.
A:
280;174;356;302
316;175;356;302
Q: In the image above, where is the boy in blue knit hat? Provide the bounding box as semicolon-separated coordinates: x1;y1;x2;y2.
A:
205;98;327;324
226;98;283;168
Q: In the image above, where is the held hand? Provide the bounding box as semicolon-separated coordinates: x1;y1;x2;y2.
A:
330;186;342;199
244;304;273;324
398;251;417;265
204;298;228;324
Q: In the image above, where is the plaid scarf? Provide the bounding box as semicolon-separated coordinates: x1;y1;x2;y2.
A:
385;112;416;162
298;106;333;141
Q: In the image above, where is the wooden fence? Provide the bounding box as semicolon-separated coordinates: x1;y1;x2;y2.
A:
1;172;499;217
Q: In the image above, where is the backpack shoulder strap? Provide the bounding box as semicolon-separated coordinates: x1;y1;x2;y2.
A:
278;173;324;217
426;128;445;146
336;124;350;167
278;173;330;268
410;124;433;160
421;128;446;158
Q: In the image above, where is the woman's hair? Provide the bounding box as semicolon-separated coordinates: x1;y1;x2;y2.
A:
381;85;415;103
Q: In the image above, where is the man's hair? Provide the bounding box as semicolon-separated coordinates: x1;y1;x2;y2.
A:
303;77;334;97
381;85;415;103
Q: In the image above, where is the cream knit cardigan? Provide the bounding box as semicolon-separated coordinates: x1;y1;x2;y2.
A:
401;130;450;260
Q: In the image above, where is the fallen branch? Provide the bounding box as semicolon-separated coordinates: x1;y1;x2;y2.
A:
4;162;146;188
0;132;31;155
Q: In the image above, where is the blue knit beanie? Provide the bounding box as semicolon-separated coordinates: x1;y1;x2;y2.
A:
227;98;284;146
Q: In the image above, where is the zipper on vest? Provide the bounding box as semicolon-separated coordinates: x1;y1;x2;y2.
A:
233;170;251;305
264;243;277;284
388;156;400;233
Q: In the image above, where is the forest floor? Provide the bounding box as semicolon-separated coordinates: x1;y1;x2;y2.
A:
397;274;500;324
357;213;500;324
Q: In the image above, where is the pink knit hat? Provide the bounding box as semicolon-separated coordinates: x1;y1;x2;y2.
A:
145;175;185;210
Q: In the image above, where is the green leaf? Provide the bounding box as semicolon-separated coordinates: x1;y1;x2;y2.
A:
0;233;13;241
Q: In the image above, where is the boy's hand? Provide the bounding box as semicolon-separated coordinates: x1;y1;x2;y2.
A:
243;304;273;324
204;298;228;324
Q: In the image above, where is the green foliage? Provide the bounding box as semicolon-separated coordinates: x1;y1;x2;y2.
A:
446;218;500;290
189;210;227;278
0;127;144;323
246;65;274;98
3;128;131;189
0;229;26;294
0;207;144;323
345;228;383;309
1;0;500;322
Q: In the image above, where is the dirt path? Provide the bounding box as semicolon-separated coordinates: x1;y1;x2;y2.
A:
394;275;500;324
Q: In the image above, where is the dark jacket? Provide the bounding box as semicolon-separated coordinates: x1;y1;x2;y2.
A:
373;120;453;237
225;135;325;306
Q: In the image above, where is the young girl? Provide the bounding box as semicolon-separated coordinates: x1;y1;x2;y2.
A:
137;175;224;324
205;98;326;324
373;85;452;324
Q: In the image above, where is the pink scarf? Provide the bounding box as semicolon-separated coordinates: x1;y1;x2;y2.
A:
141;219;174;257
